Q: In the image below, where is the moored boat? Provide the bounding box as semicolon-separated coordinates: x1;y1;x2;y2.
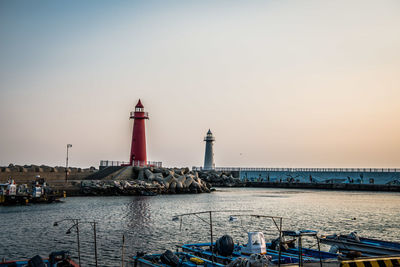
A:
182;232;336;265
0;176;65;205
320;232;400;257
0;179;28;205
133;250;225;267
272;230;339;260
0;251;79;267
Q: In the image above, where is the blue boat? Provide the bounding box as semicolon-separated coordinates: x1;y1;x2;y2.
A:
320;232;400;257
181;231;338;265
276;230;339;260
133;251;225;267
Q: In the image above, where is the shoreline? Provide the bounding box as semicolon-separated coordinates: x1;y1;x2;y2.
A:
61;182;400;197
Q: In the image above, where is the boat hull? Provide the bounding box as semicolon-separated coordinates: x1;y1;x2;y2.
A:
320;235;400;256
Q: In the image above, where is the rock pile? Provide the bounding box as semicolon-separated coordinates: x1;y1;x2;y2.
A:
81;180;163;196
199;170;244;187
81;167;212;196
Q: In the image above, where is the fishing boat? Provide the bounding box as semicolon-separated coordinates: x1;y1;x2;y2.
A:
273;230;339;260
29;176;64;204
0;179;21;205
320;232;400;257
182;232;336;265
0;176;64;205
0;251;79;267
175;211;341;265
133;210;400;267
133;250;225;267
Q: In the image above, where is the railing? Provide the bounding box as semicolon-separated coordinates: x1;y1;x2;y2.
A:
129;111;149;118
100;160;162;168
132;161;162;168
100;160;129;167
192;166;400;173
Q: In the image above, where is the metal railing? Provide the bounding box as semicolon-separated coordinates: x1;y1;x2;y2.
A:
129;111;149;118
132;161;162;168
100;160;129;167
192;166;400;173
100;160;162;168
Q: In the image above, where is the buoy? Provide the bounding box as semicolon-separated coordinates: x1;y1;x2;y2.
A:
190;257;204;264
229;216;238;222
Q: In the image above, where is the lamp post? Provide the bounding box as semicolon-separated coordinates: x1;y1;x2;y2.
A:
53;218;98;267
54;218;80;266
91;221;98;267
66;144;72;181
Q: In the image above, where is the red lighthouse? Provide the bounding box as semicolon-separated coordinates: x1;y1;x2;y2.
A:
129;99;149;166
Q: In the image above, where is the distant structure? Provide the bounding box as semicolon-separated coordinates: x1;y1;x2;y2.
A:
203;129;215;170
129;99;149;166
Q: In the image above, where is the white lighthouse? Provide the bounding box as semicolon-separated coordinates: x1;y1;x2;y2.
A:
203;129;215;170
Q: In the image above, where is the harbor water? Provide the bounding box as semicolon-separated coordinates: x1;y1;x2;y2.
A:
1;188;400;266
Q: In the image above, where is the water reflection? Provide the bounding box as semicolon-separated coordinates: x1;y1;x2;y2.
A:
125;196;151;228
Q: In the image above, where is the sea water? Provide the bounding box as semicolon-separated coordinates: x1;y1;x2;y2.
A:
1;188;400;266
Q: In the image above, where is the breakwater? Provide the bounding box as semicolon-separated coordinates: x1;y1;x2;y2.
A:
239;168;400;185
3;164;400;196
78;167;242;195
0;164;96;183
1;165;243;197
246;181;400;192
194;167;400;185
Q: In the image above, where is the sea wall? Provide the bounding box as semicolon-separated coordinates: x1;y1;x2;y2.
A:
246;181;400;192
3;164;400;196
0;164;96;183
240;170;400;185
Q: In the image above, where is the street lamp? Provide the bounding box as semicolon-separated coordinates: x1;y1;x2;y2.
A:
66;144;72;181
53;218;98;267
54;218;80;266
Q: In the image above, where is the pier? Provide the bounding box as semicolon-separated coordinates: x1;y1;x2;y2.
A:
193;167;400;186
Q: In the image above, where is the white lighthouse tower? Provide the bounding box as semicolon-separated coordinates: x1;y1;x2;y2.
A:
203;129;215;170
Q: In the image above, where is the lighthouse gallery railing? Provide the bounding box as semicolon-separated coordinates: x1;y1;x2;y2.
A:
100;160;162;168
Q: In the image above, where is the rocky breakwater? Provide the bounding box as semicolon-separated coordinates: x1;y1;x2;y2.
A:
198;170;244;187
81;167;212;196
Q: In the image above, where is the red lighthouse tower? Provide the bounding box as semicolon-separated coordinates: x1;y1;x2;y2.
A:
129;99;149;166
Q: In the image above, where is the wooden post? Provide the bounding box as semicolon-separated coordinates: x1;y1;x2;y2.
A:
121;234;125;267
209;211;214;265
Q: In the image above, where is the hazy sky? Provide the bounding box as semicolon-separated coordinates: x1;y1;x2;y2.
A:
0;0;399;168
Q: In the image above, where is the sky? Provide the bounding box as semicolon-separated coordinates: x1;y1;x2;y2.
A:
0;0;399;168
